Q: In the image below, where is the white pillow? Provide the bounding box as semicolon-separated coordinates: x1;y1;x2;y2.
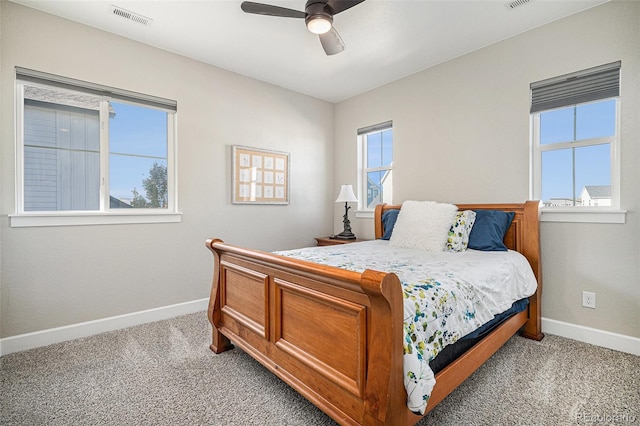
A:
389;200;458;252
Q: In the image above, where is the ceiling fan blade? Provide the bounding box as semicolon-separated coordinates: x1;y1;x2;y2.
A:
240;1;305;18
319;26;345;56
326;0;365;15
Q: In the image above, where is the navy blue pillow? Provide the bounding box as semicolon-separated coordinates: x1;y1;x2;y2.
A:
380;209;400;240
467;210;515;251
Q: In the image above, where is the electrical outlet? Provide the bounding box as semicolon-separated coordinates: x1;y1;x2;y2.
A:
582;291;596;309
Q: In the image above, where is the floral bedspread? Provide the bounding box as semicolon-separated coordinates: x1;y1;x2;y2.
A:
274;240;537;414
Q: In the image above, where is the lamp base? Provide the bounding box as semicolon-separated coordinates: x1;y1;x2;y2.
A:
332;232;356;240
335;200;356;240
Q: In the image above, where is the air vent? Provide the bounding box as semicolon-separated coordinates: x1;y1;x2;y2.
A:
111;5;153;26
505;0;533;10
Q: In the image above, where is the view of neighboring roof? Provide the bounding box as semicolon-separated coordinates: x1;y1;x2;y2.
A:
582;185;611;198
25;85;101;111
24;85;116;116
109;196;132;208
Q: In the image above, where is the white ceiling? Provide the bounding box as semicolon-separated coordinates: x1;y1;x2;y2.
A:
10;0;607;103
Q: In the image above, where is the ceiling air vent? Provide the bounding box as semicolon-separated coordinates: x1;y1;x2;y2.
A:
110;5;153;26
505;0;533;10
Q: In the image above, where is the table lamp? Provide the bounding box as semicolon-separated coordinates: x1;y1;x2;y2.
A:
333;184;358;240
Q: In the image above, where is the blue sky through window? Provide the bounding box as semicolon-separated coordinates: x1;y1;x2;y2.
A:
539;100;614;202
109;102;168;201
366;129;393;207
367;129;393;169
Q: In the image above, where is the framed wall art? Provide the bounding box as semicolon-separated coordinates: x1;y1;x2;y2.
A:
232;145;290;205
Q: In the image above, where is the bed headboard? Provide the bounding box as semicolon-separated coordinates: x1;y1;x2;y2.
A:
374;201;541;278
375;201;535;246
374;200;542;340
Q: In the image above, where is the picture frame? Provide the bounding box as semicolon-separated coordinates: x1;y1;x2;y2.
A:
232;145;290;205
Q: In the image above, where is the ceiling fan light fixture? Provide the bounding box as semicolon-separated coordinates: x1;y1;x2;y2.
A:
239;0;366;54
306;15;332;34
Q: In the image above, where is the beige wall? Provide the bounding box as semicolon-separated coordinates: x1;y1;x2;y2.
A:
335;1;639;338
0;2;334;337
2;1;638;342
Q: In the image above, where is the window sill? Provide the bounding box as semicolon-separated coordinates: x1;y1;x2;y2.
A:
541;208;626;224
355;210;374;219
9;211;183;228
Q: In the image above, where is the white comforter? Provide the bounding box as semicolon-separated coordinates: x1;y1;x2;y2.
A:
275;240;537;414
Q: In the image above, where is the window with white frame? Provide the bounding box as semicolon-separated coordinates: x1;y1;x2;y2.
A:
357;121;393;211
13;68;179;227
530;62;621;216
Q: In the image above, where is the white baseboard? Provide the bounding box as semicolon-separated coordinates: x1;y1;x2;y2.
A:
542;317;640;356
2;307;637;358
0;298;209;356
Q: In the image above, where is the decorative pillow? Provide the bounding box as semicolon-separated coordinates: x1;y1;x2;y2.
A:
380;209;400;240
389;200;458;252
467;210;515;251
446;210;476;252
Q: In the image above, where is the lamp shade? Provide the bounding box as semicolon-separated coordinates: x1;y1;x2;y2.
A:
335;184;358;203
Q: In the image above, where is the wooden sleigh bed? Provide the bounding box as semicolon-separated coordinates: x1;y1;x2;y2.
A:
206;201;543;425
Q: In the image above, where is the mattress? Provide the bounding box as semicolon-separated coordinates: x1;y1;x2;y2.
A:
429;297;529;374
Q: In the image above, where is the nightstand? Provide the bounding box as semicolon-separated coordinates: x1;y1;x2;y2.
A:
315;236;366;246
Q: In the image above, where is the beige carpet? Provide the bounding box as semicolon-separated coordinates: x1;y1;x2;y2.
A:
1;312;638;425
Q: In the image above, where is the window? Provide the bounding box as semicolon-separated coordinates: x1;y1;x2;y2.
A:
357;121;393;211
530;62;624;223
13;68;179;227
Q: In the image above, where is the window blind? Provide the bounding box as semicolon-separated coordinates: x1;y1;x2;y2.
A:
357;120;392;135
16;67;177;111
530;61;620;113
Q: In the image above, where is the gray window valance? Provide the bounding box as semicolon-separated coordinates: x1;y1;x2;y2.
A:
357;120;392;135
16;67;177;111
530;61;620;113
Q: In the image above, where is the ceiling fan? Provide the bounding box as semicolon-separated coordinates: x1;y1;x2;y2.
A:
240;0;365;55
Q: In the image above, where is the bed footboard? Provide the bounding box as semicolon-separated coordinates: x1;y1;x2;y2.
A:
206;239;406;425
